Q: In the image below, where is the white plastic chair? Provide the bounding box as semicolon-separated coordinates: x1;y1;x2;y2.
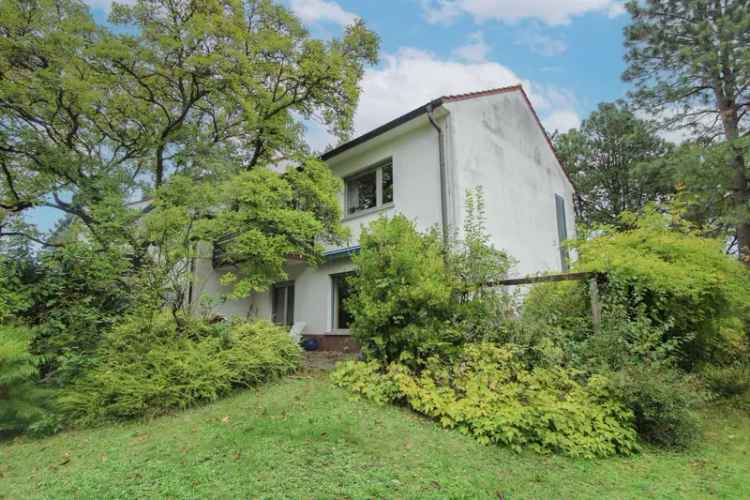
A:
289;322;306;343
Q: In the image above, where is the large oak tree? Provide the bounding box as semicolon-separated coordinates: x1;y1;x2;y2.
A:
0;0;378;315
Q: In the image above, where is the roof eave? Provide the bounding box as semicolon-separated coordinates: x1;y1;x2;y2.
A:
321;97;444;162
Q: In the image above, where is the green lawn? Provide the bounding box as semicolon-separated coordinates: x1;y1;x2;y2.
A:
1;373;748;500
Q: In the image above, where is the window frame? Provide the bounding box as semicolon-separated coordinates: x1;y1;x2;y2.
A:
330;271;356;333
271;281;295;327
343;158;394;219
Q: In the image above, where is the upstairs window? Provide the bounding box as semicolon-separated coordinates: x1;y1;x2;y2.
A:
345;160;393;216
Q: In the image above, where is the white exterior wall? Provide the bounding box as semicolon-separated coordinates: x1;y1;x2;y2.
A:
194;119;444;333
327;117;444;245
192;89;576;333
444;92;576;276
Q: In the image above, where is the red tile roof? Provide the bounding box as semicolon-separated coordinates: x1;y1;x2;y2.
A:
441;84;523;103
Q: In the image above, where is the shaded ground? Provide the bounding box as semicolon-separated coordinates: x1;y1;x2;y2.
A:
1;375;748;499
302;351;355;372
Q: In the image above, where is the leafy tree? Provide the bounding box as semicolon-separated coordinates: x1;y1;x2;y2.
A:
641;138;746;248
554;102;674;226
139;159;346;315
0;0;378;248
623;0;750;262
0;0;378;322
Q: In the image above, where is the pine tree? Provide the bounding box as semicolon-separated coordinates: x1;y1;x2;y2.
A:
623;0;750;263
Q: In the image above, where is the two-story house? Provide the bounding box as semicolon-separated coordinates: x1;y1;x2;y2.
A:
192;85;576;350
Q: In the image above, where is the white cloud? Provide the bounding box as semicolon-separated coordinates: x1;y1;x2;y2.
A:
515;31;567;56
607;2;627;18
421;0;626;26
289;0;358;26
544;110;581;133
452;32;491;62
306;47;580;150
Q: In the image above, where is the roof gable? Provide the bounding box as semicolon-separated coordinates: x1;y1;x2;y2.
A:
321;85;573;189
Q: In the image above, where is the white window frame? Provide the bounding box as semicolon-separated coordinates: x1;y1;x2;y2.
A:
343;158;394;219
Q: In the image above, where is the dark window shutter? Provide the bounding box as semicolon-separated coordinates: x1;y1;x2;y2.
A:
555;194;569;271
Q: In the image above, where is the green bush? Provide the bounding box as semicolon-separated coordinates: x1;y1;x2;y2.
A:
220;321;304;386
28;243;132;384
606;365;706;449
348;190;513;364
573;207;750;369
0;325;51;435
332;344;638;458
60;314;300;424
701;364;750;399
330;360;402;405
347;215;459;364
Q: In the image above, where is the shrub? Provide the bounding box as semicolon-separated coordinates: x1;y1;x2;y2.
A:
221;321;303;386
573;207;750;370
0;325;51;435
701;364;750;399
60;314;300;424
347;215;459;364
348;189;514;364
332;344;638;458
28;243;132;384
330;360;401;405
606;364;706;449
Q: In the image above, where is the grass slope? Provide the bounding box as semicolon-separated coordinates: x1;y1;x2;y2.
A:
1;374;748;499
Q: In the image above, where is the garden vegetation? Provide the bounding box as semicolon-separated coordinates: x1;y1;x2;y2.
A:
0;0;377;435
1;0;749;469
333;192;750;457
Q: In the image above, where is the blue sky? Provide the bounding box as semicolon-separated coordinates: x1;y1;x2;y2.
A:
285;0;632;144
31;0;631;232
84;0;632;138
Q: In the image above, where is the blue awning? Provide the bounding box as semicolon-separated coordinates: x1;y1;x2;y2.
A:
323;245;360;261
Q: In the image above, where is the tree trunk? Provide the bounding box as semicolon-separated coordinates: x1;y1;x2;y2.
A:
732;153;750;263
716;93;750;264
155;144;165;188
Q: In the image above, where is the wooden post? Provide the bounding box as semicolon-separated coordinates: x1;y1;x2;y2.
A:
590;277;602;335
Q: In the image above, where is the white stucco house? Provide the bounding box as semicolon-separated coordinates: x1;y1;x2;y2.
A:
192;85;576;350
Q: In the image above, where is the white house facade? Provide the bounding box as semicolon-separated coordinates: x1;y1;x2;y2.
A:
191;85;576;350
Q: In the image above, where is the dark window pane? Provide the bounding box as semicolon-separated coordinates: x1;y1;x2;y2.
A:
286;285;294;325
382;163;393;204
272;284;294;326
555;194;569;271
346;171;377;214
272;287;286;325
334;275;354;329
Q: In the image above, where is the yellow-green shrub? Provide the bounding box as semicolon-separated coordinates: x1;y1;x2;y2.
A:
60;314;300;424
332;344;638;458
573;207;750;369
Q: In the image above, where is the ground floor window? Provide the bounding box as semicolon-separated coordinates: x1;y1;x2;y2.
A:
331;272;355;330
272;281;295;327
